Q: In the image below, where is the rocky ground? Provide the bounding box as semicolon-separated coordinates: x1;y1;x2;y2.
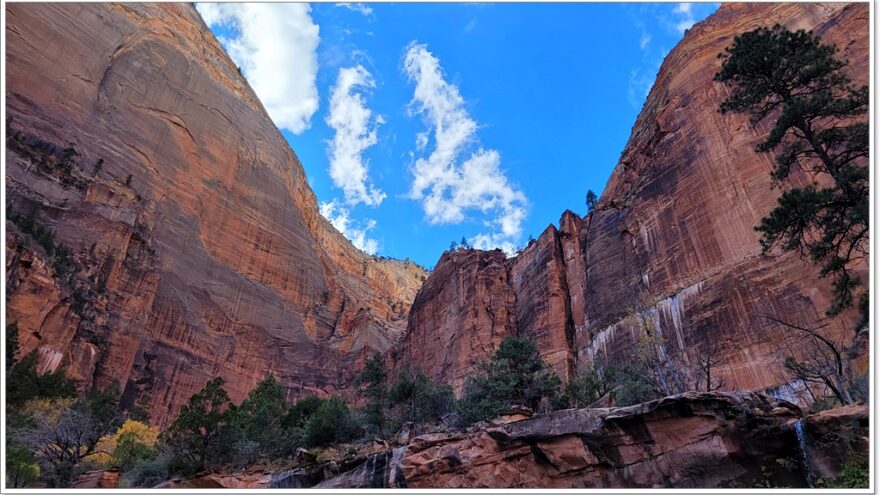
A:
72;392;867;489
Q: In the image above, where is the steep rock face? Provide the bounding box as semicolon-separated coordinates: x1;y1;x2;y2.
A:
574;1;868;393
398;2;868;398
5;3;426;427
392;250;516;392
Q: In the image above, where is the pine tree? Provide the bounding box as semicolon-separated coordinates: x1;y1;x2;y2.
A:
715;25;869;328
159;377;234;473
585;189;598;212
356;354;388;436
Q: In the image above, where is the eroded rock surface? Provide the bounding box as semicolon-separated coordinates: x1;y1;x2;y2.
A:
5;2;427;427
294;392;812;489
397;2;869;399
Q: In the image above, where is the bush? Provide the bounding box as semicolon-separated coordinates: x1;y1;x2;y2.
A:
6;350;77;407
90;419;158;468
356;354;388;436
303;396;360;447
6;443;40;488
613;366;661;406
112;430;157;471
456;337;561;425
388;370;454;425
233;375;288;458
159;377;234;474
282;396;324;429
837;461;869;488
566;365;617;408
119;457;169;488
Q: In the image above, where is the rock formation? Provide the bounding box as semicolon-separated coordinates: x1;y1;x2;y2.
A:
4;0;868;433
5;2;427;427
396;2;869;399
144;393;868;489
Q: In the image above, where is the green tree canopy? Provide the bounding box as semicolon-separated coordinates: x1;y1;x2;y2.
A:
233;375;287;458
356;354;388;436
159;377;234;473
457;337;561;424
715;25;869;327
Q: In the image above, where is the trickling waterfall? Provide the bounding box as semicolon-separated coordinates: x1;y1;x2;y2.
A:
794;419;814;488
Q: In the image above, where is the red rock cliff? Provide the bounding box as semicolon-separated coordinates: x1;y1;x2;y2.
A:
398;2;868;397
5;3;427;427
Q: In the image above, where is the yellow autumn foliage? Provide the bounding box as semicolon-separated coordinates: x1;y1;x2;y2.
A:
87;419;159;465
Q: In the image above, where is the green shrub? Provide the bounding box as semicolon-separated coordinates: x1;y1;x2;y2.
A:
388;370;454;425
282;395;324;429
356;354;388;436
5;443;40;488
112;430;157;472
119;457;169;488
303;396;360;447
6;350;77;407
566;365;617;407
613;366;660;406
456;337;561;425
233;375;288;458
159;377;235;474
837;461;869;488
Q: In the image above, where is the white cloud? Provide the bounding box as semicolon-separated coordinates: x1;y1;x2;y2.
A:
336;3;373;16
672;3;695;34
403;42;527;251
320;200;379;254
639;32;651;50
196;3;320;134
326;65;386;206
628;53;664;109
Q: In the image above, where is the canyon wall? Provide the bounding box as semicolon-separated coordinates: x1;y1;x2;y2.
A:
5;3;427;427
4;1;869;431
397;2;869;397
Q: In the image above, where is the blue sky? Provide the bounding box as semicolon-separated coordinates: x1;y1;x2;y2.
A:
196;2;719;269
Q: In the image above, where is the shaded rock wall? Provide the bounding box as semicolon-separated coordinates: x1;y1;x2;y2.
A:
5;2;427;427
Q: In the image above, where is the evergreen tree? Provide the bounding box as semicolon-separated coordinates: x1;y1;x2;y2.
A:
585;189;598;212
302;396;360;447
356;354;388;436
715;25;869;327
233;375;287;458
6;351;76;407
159;377;234;473
388;370;454;424
457;337;561;424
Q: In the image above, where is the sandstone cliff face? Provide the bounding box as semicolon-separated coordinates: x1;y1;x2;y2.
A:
5;3;427;427
392;250;516;392
398;2;868;399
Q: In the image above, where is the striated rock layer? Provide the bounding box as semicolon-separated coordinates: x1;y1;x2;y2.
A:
5;3;427;427
397;2;869;398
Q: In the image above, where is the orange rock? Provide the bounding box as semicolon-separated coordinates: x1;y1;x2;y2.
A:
396;2;868;401
5;2;426;427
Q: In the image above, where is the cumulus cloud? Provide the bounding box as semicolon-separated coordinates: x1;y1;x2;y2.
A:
196;3;320;134
672;3;695;34
403;42;527;252
320;200;379;254
326;65;386;206
336;3;373;16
